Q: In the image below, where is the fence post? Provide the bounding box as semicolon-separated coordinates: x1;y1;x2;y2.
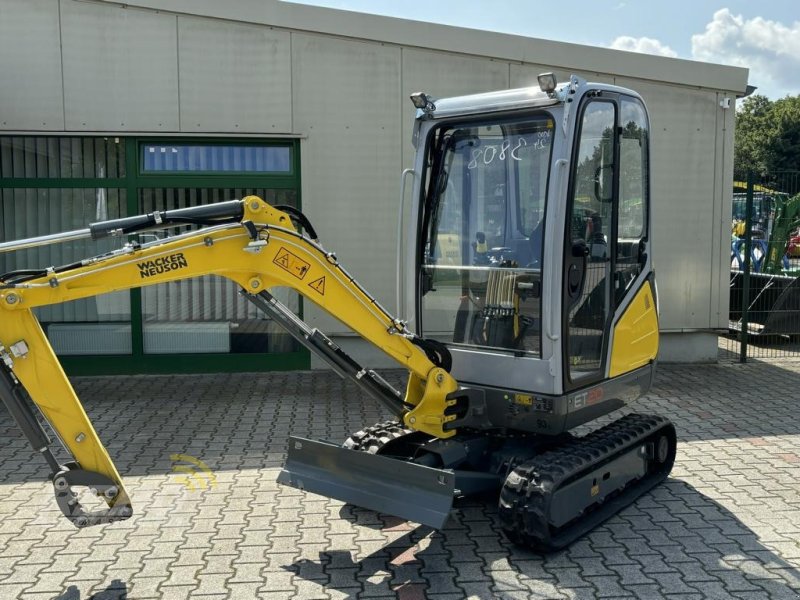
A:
740;171;754;362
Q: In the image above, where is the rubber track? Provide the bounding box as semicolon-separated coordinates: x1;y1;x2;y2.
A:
342;420;413;454
498;413;675;552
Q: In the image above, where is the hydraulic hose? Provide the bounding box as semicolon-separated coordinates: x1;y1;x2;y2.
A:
89;199;245;239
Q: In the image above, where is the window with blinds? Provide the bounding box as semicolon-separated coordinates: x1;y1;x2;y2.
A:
141;143;290;173
0;136;302;367
0;136;126;179
0;137;131;355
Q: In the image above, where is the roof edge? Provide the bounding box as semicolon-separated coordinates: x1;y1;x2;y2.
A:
93;0;750;94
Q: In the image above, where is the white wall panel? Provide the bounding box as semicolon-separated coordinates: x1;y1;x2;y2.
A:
614;78;721;331
178;17;292;133
0;0;64;130
61;0;179;131
104;0;749;95
292;33;401;332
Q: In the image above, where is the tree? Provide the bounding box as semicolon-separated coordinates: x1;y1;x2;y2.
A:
735;94;800;179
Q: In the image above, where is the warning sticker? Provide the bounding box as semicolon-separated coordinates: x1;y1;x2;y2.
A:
273;247;310;280
514;394;533;406
308;276;326;295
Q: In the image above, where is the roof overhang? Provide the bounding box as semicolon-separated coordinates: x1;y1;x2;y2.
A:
95;0;751;95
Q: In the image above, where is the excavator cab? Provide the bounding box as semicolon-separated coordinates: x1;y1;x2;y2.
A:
404;76;660;428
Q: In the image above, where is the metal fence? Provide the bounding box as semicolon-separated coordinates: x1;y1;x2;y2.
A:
722;170;800;361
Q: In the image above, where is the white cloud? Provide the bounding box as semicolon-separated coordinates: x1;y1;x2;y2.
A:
691;8;800;98
610;36;678;58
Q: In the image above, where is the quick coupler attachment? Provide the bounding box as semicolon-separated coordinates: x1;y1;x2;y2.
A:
52;464;132;528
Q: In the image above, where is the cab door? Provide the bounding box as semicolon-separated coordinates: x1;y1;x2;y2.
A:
563;93;653;389
563;97;618;388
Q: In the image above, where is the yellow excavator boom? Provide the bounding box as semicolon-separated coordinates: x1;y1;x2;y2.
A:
0;196;463;526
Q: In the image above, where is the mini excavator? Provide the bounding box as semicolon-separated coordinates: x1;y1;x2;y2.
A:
0;75;675;551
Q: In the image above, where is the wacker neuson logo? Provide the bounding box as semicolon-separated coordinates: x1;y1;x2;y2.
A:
138;253;189;278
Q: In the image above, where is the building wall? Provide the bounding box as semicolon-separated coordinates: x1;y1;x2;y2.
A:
0;0;748;363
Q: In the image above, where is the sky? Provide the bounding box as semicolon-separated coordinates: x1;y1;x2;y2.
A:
285;1;800;100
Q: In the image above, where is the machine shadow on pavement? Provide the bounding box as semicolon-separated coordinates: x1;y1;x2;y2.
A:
53;579;128;600
286;479;800;599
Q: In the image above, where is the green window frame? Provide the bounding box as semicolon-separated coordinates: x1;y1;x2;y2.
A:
0;136;308;375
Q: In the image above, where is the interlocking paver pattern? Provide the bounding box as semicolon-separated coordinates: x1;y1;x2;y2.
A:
1;358;800;599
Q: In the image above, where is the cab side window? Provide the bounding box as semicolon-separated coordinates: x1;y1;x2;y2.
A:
616;98;649;303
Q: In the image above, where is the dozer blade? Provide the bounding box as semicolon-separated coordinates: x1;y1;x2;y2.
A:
278;436;456;529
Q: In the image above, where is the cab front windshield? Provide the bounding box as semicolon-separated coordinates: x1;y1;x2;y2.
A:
419;114;554;356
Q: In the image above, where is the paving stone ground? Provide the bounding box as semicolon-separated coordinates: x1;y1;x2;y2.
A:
1;357;800;599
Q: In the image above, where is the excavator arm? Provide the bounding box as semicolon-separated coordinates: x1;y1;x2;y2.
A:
0;196;469;527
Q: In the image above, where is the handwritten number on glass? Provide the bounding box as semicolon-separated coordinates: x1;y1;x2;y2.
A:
467;133;549;169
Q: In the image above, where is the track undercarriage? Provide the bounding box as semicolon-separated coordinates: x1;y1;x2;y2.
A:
281;413;676;552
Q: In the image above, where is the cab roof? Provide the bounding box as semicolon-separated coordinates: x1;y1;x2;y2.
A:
419;86;560;120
